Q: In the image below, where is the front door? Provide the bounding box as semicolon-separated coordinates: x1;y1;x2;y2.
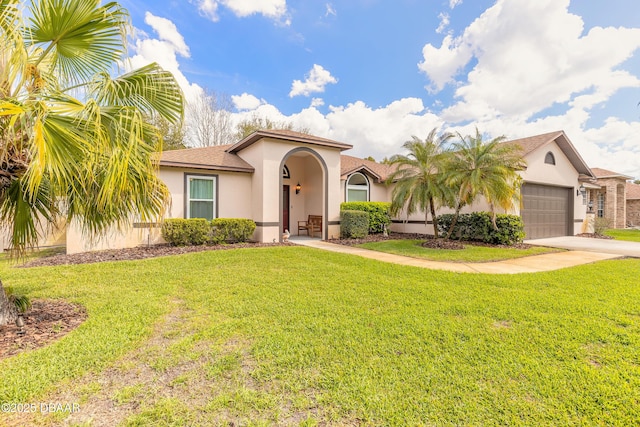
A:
282;185;290;232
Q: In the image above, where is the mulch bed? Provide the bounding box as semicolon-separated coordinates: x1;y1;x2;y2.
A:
0;299;87;360
327;232;536;250
19;242;293;268
576;233;614;239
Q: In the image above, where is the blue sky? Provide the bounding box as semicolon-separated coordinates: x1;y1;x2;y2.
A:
119;0;640;177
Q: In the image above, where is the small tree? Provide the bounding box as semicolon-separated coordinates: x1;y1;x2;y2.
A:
234;114;309;140
443;129;526;239
386;129;452;238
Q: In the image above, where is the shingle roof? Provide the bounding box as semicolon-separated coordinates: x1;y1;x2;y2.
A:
340;155;394;182
502;130;594;177
626;182;640;200
227;129;352;153
590;167;634;180
159;145;254;172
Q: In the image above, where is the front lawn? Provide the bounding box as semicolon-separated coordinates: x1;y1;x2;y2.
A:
1;247;639;426
605;228;640;242
357;238;560;262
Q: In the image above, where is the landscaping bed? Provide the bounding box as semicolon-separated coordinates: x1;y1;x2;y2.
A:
19;242;292;268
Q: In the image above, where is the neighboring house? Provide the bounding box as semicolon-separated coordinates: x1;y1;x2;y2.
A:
7;129;631;254
588;168;640;228
626;182;640;227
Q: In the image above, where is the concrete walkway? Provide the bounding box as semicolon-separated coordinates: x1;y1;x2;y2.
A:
525;236;640;257
291;239;621;274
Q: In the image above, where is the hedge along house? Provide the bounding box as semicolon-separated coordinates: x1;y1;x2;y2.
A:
62;129;352;253
343;130;597;240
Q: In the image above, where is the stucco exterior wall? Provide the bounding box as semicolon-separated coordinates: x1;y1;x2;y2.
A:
234;138;342;242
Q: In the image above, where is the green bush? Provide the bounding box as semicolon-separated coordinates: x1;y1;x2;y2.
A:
437;212;525;245
593;217;612;236
211;218;256;243
161;218;210;246
162;218;256;246
341;210;369;239
340;202;391;233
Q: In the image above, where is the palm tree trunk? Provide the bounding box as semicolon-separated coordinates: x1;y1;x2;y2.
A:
445;203;462;240
429;197;439;239
0;279;17;326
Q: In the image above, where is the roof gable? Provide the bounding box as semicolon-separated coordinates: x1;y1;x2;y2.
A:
503;130;594;178
228;129;352;153
626;182;640;200
340;155;394;182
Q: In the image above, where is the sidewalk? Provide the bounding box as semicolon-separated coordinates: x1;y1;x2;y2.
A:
291;239;621;274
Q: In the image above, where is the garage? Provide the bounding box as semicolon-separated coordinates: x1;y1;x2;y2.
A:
521;183;572;239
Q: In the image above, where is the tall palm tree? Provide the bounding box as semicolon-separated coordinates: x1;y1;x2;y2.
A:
444;128;526;239
0;0;184;325
386;129;452;238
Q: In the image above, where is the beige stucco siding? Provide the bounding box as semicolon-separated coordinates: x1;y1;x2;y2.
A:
235;137;342;242
159;167;253;220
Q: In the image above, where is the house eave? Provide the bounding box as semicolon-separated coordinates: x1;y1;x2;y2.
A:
159;161;254;173
227;130;353;153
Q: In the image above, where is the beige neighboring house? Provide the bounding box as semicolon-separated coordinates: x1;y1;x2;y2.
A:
5;129;627;254
588;168;640;228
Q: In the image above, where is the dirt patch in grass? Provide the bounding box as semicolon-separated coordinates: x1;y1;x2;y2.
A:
0;299;87;360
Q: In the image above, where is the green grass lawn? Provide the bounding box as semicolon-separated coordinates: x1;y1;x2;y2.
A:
1;247;639;426
357;239;560;262
605;228;640;242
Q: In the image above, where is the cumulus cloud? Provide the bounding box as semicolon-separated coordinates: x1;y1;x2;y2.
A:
289;64;338;97
232;93;265;110
311;98;325;107
193;0;289;23
128;13;201;102
420;0;640;121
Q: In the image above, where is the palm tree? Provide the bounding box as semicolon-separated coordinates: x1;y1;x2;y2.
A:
444;128;526;239
0;0;184;325
386;129;452;238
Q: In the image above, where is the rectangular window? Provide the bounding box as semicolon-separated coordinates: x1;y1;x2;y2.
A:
187;175;216;220
597;193;605;218
347;188;368;202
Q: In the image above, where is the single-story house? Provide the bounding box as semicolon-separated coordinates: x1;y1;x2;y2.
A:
2;129;636;253
588;168;640;228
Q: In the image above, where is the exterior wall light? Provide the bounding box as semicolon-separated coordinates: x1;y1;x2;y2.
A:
577;184;586;196
295;182;301;194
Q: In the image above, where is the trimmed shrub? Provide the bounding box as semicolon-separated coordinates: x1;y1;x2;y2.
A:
211;218;256;243
437;212;525;245
340;202;391;234
162;218;256;246
162;218;210;246
593;217;612;236
341;210;369;239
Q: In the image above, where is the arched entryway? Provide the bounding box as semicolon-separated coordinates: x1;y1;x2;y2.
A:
279;148;328;241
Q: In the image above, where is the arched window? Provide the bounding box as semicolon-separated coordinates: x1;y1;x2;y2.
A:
282;165;290;179
544;152;556;165
346;172;369;202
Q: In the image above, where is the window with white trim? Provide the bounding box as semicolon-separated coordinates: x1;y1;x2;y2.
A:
187;175;216;220
597;193;605;218
346;172;369;202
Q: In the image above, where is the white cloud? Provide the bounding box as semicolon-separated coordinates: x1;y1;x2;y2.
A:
420;0;640;122
193;0;289;23
325;3;336;17
289;64;338;97
436;13;450;34
232;93;264;110
311;98;325;107
449;0;463;9
143;13;190;57
128;14;201;103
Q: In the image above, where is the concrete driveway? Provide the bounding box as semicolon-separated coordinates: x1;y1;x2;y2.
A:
525;236;640;257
